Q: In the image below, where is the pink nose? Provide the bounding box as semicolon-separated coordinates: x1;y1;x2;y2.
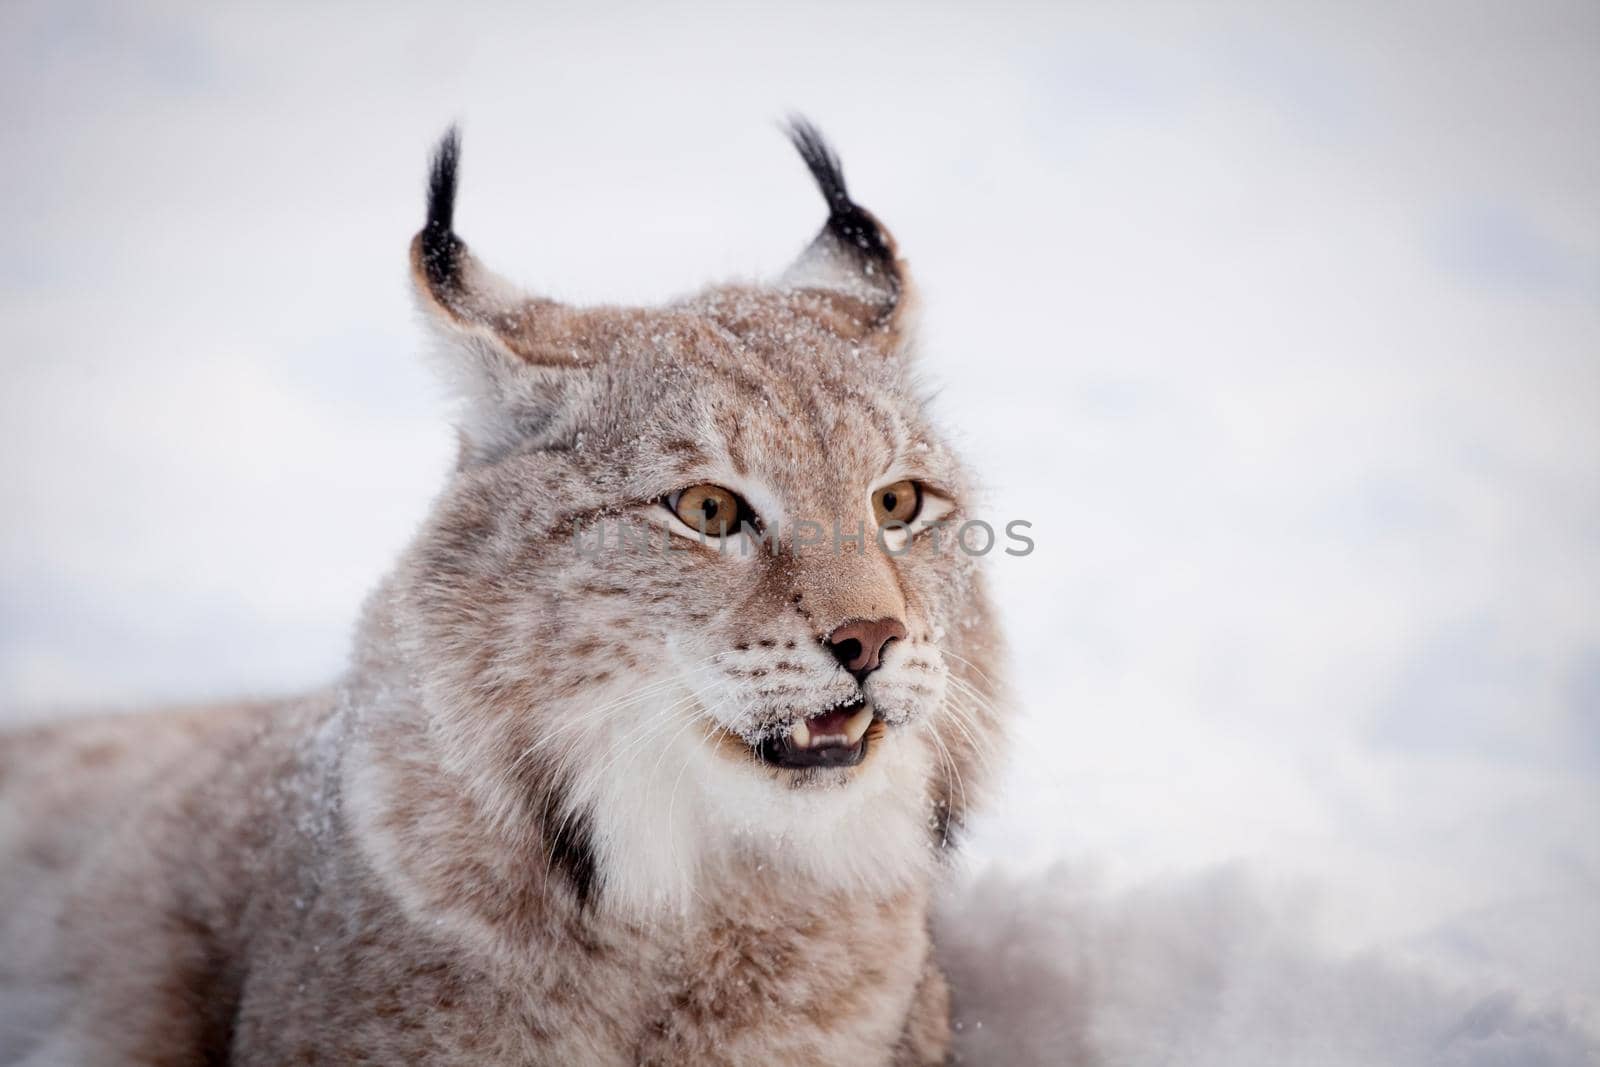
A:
826;618;907;680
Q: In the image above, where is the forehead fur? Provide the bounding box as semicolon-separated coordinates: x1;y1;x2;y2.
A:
545;288;924;448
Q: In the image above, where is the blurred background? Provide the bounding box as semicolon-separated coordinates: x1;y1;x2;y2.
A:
2;1;1596;1061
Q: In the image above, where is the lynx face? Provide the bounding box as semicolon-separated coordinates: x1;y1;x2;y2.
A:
390;125;999;912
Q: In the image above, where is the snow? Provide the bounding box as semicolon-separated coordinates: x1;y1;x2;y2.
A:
938;865;1598;1065
2;1;1597;1062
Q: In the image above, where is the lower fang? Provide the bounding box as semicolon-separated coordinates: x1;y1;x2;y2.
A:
842;704;873;745
790;719;811;748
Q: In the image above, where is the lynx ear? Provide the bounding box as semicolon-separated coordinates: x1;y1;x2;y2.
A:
780;118;913;341
410;128;592;463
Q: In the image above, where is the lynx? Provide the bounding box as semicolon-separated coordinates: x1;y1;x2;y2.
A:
0;121;1005;1066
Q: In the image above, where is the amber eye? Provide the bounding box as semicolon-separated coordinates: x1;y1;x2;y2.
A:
669;484;747;537
872;480;921;527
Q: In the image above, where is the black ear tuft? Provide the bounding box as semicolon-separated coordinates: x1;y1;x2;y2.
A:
421;125;464;292
784;116;897;273
786;116;850;213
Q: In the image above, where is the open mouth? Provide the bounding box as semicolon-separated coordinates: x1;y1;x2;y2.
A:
757;701;875;770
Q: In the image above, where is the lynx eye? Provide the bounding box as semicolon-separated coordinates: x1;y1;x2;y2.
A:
872;480;922;527
668;483;748;537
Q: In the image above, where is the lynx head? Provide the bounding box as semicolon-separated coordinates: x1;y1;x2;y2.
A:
391;122;1003;913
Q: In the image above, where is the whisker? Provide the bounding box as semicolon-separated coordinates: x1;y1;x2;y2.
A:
934;648;1002;691
922;721;965;849
664;717;722;912
938;697;999;774
505;656;731;777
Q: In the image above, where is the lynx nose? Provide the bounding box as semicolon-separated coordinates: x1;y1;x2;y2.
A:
826;618;907;682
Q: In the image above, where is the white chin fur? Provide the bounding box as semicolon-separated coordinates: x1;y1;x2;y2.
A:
573;688;935;917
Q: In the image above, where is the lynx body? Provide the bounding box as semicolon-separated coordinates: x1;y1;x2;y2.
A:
0;124;1004;1066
